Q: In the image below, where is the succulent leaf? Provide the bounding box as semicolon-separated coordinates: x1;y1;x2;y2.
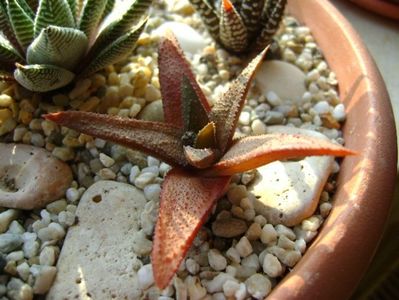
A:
6;0;34;50
188;0;220;41
87;0;152;62
0;0;23;53
203;133;356;176
239;0;264;39
158;32;210;128
78;0;107;41
15;0;33;18
0;34;24;62
44;111;189;167
210;46;267;153
219;0;248;53
78;19;147;78
14;63;75;92
27;26;88;70
34;0;75;37
255;0;286;50
66;0;76;20
184;146;218;169
152;168;231;289
181;75;210;134
101;0;115;22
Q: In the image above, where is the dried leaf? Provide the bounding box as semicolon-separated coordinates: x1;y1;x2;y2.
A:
184;146;219;169
44;111;189;167
158;32;210;128
195;121;216;149
210;46;267;153
203;133;356;176
152;168;231;289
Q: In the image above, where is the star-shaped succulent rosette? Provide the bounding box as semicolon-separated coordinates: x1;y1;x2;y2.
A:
45;33;355;289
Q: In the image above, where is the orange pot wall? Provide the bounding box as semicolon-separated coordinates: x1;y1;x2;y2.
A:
268;0;397;299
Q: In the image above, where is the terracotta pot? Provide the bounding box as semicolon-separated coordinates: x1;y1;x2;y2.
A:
268;1;397;299
349;0;399;20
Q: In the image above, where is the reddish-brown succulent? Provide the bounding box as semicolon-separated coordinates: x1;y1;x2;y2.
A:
44;33;355;289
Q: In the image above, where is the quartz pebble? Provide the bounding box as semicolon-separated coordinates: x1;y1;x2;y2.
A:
256;60;306;103
137;264;154;290
251;126;334;226
245;273;271;299
208;249;227;271
263;253;283;277
0;209;19;233
0;143;73;209
235;237;253;257
47;181;146;299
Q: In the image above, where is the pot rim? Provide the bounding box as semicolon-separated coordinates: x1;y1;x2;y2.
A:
268;1;397;299
349;0;399;20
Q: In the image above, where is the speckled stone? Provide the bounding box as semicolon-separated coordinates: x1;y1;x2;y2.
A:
250;126;334;226
47;181;147;299
0;143;72;209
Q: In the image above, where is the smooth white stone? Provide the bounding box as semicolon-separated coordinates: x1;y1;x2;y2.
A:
0;143;72;209
255;60;307;103
47;181;146;299
30;265;57;294
153;22;207;54
245;274;271;299
250;126;335;226
0;209;19;233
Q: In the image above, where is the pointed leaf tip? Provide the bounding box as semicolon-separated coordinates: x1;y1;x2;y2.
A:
223;0;234;12
152;168;231;289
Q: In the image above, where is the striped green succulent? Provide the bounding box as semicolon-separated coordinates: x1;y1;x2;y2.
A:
188;0;286;54
0;0;152;92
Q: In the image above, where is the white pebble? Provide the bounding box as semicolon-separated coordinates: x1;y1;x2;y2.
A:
280;250;302;267
241;254;260;271
30;264;57;294
239;111;251;126
208;249;227;271
266;91;282;106
16;262;30;281
205;273;235;293
38;223;65;242
320;202;333;218
6;250;24;261
147;156;160;167
134;172;156;189
235;236;253;257
58;211;75;227
251;119;267;135
143;184;161;202
302;216;322;231
66;187;79;203
39;247;56;266
129;166;140;183
313;100;330;114
223;280;240;297
137;264;154;290
245;274;271;299
186;275;207;299
332;103;346;121
263;253;283;277
186;258;200;275
295;238;307;254
99;153;115;167
0;209;19;233
235;282;247;300
275;224;296;240
98;168;116;180
226;247;241;263
260;224;278;244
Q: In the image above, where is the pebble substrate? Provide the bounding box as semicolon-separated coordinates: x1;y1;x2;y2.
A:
0;1;347;299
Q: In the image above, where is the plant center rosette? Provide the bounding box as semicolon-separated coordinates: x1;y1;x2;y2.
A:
44;32;355;289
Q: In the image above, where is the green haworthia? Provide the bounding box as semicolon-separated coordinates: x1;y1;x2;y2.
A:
14;63;75;92
0;0;151;92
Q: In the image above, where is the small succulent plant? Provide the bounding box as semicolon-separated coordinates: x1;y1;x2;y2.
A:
188;0;286;53
0;0;152;92
45;33;354;288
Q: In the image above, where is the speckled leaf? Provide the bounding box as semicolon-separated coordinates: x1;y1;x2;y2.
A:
6;0;34;50
79;19;146;78
15;0;34;18
0;34;24;62
203;133;356;176
210;46;267;153
44;111;189;167
88;0;152;62
181;75;210;134
188;0;220;41
100;0;115;22
66;0;76;19
27;26;88;70
184;146;218;169
255;0;286;50
14;63;75;92
152;168;231;289
158;32;210;128
219;0;248;53
34;0;75;37
78;0;107;41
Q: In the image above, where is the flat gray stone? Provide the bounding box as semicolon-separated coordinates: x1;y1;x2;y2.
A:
255;60;306;103
0;143;72;209
250;126;334;226
47;181;147;300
